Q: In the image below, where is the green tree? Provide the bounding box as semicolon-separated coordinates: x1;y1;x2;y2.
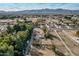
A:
13;24;21;32
7;25;14;33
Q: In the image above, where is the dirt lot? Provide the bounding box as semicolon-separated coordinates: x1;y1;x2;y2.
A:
58;31;79;55
65;30;77;37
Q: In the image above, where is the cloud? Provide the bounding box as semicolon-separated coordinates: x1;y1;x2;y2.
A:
0;3;79;11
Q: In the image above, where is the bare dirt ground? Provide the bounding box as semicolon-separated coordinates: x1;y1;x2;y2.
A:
50;31;70;56
65;30;77;37
31;30;72;56
30;47;55;56
38;48;55;56
58;31;79;55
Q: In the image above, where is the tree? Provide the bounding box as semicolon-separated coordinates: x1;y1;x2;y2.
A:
43;26;48;37
13;24;21;32
76;31;79;36
7;25;14;33
64;16;71;20
43;27;48;34
0;43;8;51
25;24;33;31
7;34;17;46
6;45;14;56
0;21;33;56
20;24;26;31
45;32;53;40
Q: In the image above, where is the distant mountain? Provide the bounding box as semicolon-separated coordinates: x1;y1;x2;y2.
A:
0;9;79;15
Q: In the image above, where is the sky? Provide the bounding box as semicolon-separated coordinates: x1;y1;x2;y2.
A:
0;3;79;11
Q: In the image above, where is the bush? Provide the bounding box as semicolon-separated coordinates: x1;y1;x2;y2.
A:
76;31;79;36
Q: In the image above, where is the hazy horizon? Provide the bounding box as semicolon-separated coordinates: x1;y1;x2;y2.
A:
0;3;79;11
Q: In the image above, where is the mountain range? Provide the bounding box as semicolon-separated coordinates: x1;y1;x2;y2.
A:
0;9;79;15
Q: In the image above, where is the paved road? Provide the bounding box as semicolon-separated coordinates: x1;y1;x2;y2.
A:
24;30;34;56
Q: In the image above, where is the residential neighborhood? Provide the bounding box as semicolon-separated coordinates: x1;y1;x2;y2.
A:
0;3;79;56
